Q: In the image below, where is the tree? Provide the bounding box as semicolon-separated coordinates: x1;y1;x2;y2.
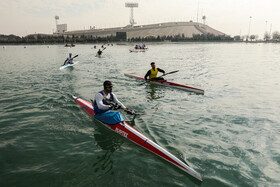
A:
272;31;280;41
249;35;255;41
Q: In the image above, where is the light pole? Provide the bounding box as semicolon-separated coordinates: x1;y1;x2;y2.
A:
269;23;272;38
264;20;268;41
196;0;199;23
247;16;252;40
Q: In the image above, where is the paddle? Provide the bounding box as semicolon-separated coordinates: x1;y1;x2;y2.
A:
92;96;144;116
109;103;145;115
73;54;79;58
157;70;179;78
62;55;78;65
138;70;179;86
123;108;145;115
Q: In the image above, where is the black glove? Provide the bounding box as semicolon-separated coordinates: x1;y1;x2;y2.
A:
110;103;121;110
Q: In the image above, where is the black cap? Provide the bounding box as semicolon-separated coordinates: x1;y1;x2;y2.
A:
151;62;155;65
103;80;113;88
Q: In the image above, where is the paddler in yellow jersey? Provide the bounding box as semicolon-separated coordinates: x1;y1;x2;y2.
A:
144;62;166;81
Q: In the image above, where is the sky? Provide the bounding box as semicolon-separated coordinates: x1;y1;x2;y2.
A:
1;0;280;38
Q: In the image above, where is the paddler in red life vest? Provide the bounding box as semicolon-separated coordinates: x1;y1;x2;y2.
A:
92;81;135;123
144;62;166;81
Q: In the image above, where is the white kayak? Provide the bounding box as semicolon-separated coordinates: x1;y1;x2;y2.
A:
59;61;79;70
129;48;147;52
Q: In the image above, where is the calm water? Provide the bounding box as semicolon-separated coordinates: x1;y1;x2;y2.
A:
0;43;279;186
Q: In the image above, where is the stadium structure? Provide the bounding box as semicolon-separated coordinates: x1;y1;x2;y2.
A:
59;21;226;40
53;2;226;40
25;2;227;40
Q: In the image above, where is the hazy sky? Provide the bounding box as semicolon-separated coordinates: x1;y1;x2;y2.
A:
1;0;280;37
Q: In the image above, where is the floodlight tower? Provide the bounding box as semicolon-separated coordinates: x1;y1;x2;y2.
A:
202;16;206;25
125;2;138;26
55;16;59;32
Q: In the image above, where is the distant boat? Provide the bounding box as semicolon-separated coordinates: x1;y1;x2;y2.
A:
129;48;146;52
130;44;148;52
65;43;75;47
129;46;148;52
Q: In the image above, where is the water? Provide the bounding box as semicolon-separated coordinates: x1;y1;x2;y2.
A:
0;43;279;186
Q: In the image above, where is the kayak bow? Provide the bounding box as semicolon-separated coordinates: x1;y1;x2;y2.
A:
60;61;79;70
72;96;202;181
124;73;204;94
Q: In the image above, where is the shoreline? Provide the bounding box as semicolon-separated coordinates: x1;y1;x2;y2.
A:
1;40;280;46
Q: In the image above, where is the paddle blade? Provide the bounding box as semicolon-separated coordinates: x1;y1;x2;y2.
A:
138;82;147;86
165;70;179;76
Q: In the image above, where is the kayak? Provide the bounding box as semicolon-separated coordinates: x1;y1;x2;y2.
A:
60;61;79;70
72;96;202;181
129;48;147;52
124;73;204;94
65;44;75;47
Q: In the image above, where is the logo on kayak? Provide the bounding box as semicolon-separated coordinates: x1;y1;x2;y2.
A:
115;128;128;138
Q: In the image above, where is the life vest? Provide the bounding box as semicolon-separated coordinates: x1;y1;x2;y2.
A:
150;68;158;79
67;57;73;63
94;91;114;114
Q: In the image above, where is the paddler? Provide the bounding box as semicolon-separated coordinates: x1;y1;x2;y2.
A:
63;53;74;65
97;49;102;56
144;62;166;81
92;81;135;124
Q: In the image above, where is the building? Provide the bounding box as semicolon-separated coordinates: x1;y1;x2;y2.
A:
61;22;226;40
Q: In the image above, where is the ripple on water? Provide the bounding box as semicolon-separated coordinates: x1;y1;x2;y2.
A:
1;44;280;186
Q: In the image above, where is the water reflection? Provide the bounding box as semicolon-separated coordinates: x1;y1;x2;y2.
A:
67;66;74;72
93;122;124;152
145;84;165;101
91;120;124;174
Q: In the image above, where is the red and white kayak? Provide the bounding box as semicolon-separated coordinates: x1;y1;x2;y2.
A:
124;73;204;94
73;96;202;181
